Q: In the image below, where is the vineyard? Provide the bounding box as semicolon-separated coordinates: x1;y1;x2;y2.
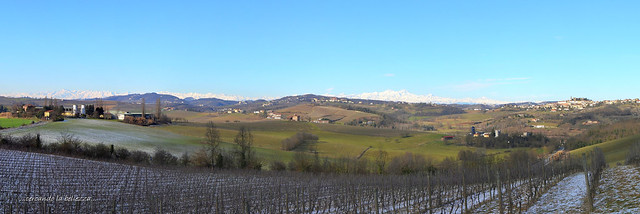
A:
0;148;586;213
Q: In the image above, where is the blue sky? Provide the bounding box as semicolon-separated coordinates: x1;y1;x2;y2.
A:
1;1;639;102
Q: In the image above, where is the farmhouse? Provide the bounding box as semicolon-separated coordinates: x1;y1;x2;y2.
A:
290;114;301;121
62;106;74;117
44;110;54;119
22;104;35;112
116;112;154;120
267;112;282;120
59;105;86;117
313;118;331;124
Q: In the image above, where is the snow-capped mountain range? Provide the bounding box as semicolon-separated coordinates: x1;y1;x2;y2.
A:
1;89;126;100
343;90;507;104
0;89;509;104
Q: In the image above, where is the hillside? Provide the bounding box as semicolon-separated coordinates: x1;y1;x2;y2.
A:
275;104;381;123
570;134;640;165
164;110;266;123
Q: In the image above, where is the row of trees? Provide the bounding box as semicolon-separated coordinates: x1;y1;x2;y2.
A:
582;148;606;211
0;133;153;164
11;103;106;121
200;122;260;169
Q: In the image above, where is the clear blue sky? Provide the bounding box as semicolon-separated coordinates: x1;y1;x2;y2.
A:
1;1;639;101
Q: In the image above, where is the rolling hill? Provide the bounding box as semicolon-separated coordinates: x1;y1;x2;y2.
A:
570;134;640;165
275;104;381;123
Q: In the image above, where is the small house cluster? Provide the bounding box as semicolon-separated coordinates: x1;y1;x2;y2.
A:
267;112;282;120
470;126;501;138
220;108;244;114
507;97;640;112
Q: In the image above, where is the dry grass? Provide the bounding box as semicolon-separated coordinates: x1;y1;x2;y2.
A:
276;104;380;123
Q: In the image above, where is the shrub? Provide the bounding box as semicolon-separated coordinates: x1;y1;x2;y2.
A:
152;148;178;166
388;152;431;174
180;152;191;166
625;142;640;165
269;160;287;171
190;149;211;168
114;148;131;160
130;150;151;164
281;132;319;151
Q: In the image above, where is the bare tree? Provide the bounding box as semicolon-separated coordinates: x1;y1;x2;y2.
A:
205;121;221;168
234;126;255;169
141;98;146;119
374;149;388;174
156;98;161;119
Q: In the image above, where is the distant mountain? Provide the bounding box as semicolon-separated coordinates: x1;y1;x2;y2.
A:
1;89;512;106
186;98;239;107
346;90;508;105
101;93;184;104
157;91;272;101
1;89;123;100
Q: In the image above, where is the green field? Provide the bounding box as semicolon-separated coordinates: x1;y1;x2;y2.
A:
158;121;509;162
0;118;36;128
570;134;640;166
1;118;515;164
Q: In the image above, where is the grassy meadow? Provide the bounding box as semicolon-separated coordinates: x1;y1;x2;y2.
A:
158;120;510;162
570;134;640;166
1;116;517;165
165;110;265;123
0;118;36;128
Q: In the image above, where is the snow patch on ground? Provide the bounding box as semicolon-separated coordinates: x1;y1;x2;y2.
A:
524;172;586;214
593;165;640;213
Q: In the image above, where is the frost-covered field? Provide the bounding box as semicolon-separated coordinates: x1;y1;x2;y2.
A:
593;165;640;213
524;172;586;213
6;148;634;213
516;166;640;214
0;119;200;154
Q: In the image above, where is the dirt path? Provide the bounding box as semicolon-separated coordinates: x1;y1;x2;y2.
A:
524;172;587;213
593;165;640;213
